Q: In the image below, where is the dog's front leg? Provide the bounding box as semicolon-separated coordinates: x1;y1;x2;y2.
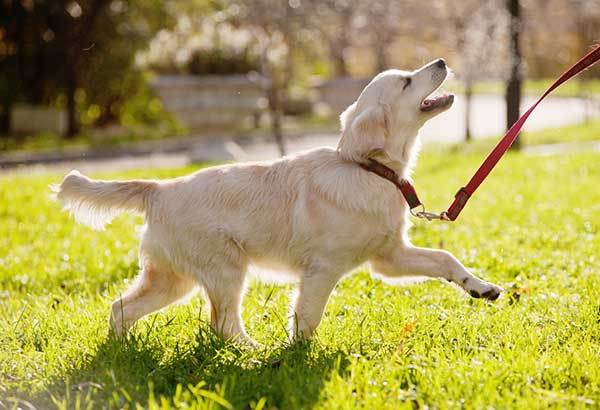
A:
289;271;340;342
372;245;503;300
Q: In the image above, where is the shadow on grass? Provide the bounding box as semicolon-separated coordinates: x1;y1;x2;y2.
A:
27;325;350;409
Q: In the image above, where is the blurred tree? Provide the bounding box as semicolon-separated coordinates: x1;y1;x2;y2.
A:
571;0;600;58
438;0;483;142
137;0;309;155
55;0;110;137
360;0;403;72
78;1;177;128
0;0;175;137
234;1;288;155
233;0;313;156
439;0;509;142
307;0;359;77
2;0;598;143
523;0;600;78
506;0;522;150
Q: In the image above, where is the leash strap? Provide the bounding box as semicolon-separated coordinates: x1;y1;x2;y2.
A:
442;43;600;221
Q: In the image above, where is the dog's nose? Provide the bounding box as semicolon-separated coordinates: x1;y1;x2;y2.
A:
435;58;446;69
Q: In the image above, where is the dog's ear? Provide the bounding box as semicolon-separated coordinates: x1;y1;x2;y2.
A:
338;103;387;162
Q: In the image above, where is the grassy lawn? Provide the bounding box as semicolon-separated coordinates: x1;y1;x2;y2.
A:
447;78;600;98
428;119;600;155
1;144;600;408
522;119;600;146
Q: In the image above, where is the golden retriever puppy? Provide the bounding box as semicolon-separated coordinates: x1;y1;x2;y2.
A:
55;59;503;346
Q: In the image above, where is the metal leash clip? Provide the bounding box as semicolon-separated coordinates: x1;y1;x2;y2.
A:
411;205;450;221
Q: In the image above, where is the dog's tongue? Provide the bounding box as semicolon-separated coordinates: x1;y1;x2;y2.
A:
420;98;435;109
420;94;452;112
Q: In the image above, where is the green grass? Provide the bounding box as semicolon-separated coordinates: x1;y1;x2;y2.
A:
0;114;337;156
447;78;600;98
522;119;600;145
428;119;600;154
0;125;183;154
1;145;600;408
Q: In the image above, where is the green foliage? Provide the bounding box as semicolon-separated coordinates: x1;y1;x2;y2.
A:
1;143;600;408
187;49;260;76
139;7;264;76
118;79;185;135
0;79;184;152
74;0;177;125
0;0;178;133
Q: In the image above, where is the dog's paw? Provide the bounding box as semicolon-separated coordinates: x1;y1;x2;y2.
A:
468;282;503;301
244;339;262;350
230;335;261;350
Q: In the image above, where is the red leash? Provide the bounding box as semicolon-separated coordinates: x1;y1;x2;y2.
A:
412;43;600;222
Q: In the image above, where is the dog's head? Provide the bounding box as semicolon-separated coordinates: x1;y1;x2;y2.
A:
338;59;453;164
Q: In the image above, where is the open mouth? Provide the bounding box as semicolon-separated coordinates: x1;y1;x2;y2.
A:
420;93;454;112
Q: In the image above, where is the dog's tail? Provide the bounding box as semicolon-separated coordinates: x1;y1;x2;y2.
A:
52;170;158;230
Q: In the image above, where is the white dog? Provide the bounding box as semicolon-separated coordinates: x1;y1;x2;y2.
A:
55;59;503;346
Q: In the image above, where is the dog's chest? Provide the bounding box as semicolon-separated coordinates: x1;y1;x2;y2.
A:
290;189;404;255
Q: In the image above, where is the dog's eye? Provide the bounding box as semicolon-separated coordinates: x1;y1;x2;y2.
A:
403;78;411;90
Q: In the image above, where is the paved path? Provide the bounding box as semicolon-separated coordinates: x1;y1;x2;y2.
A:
424;94;600;143
2;94;599;174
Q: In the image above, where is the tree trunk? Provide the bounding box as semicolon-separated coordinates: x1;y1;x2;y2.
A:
63;0;108;138
269;85;286;157
329;10;351;78
505;0;522;151
30;46;46;105
375;33;388;72
260;37;286;157
464;80;473;142
0;105;9;135
65;66;78;138
330;39;348;77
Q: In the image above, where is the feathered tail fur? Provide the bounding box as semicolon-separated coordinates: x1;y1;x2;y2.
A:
52;170;157;230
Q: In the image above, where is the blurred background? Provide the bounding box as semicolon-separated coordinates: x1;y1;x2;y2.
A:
1;0;599;169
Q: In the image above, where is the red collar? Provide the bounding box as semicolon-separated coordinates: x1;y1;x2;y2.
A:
358;158;450;221
358;158;422;210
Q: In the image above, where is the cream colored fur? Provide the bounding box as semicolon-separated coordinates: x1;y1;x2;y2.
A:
55;59;502;345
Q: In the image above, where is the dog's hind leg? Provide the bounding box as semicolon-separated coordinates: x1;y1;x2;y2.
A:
109;265;197;336
201;264;254;346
